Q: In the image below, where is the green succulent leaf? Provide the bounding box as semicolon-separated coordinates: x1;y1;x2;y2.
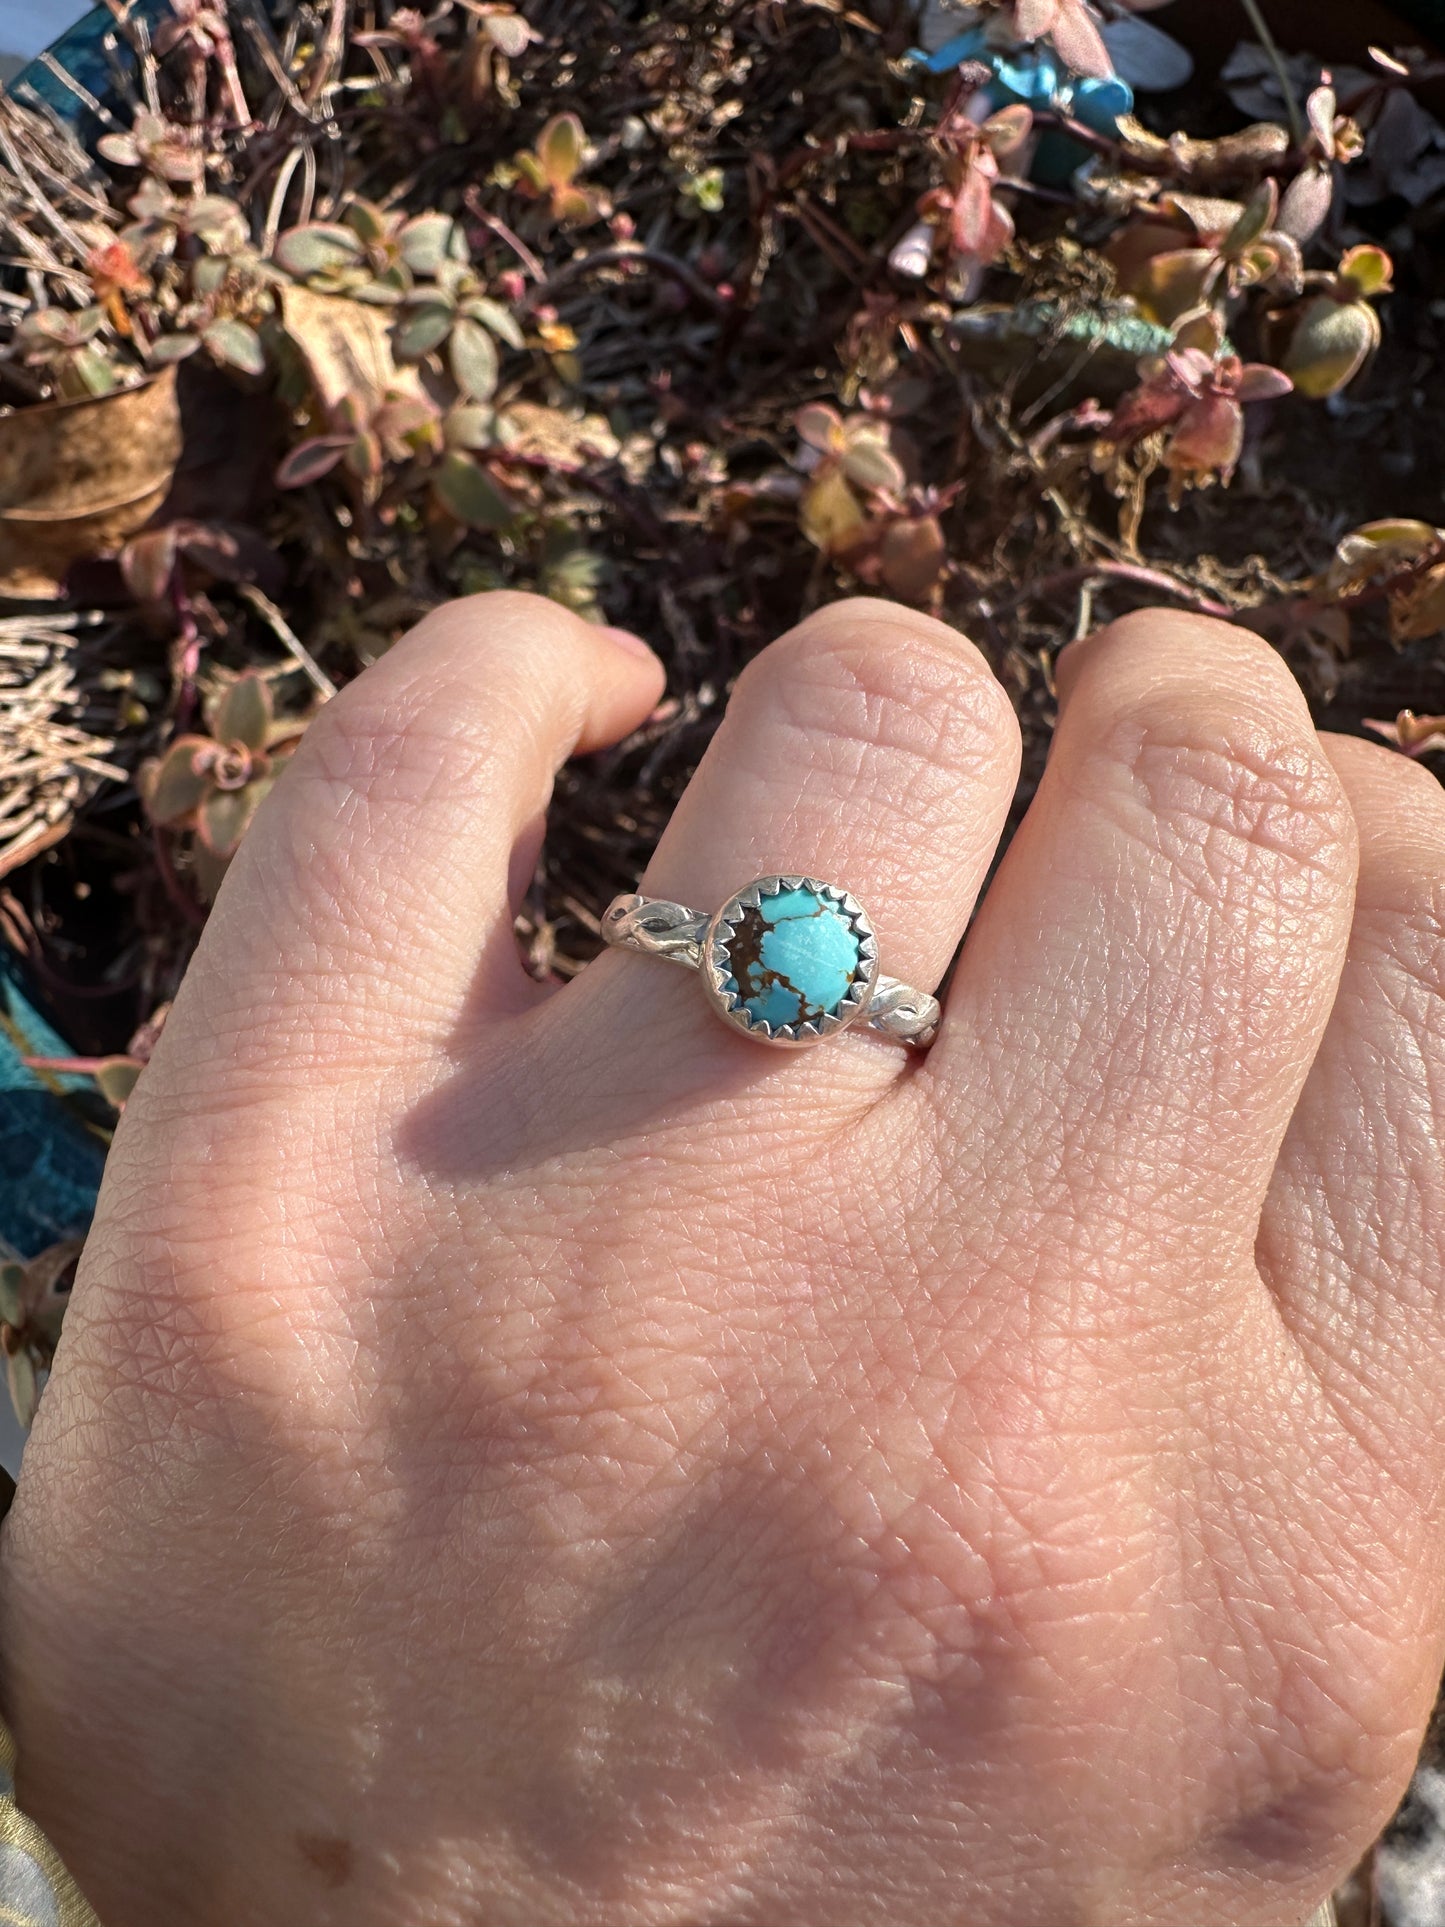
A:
450;314;500;400
145;738;212;824
276;436;349;488
461;295;524;348
273;223;364;278
444;403;496;450
197;781;264;860
344;199;392;246
214;671;274;753
0;1265;27;1330
1284;294;1380;398
94;1058;143;1109
537;112;584;188
395;301;456;359
399;213;458;275
6;1347;37;1430
1222;179;1278;255
71;347;118;396
433;452;515;528
202;318;267;376
1339;244;1393;300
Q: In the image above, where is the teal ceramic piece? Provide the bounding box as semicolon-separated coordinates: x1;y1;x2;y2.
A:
7;1;196;125
0;954;105;1261
907;28;1135;183
729;887;862;1029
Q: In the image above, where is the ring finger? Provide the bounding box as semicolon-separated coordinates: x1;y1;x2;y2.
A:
548;596;1021;1108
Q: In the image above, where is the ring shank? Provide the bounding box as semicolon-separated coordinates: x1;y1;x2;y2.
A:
602;894;940;1049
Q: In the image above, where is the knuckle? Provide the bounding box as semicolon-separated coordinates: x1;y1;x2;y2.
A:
1089;610;1311;718
737;606;1017;785
1103;699;1355;903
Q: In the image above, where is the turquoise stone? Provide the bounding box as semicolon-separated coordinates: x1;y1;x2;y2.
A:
727;886;861;1029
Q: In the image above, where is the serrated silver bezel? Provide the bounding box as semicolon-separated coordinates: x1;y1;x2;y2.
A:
701;876;879;1048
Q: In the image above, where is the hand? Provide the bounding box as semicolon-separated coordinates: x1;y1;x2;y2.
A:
5;594;1443;1927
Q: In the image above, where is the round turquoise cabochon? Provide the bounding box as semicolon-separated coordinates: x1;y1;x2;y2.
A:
722;885;863;1030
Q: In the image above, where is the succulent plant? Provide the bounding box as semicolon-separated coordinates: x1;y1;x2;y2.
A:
794;404;906;554
1109;180;1302;330
9;305;115;398
0;1241;84;1427
1101;317;1293;501
892;105;1033;299
1277;246;1393;399
514;114;610;226
140;672;309;886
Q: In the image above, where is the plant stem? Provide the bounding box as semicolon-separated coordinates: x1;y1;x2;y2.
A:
1238;0;1304;146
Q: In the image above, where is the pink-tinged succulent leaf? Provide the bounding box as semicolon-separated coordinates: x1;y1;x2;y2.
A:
398;213;457;275
276;436;349;488
1047;0;1113;78
1339;244;1393;299
1104;375;1187;446
982;104;1034;166
481;10;539;57
552;184;603;226
879;516;947;601
1013;0;1057;39
1160;193;1243;244
18;309;80;349
344;429;385;481
374;394;441;444
148;331;202;364
952;164;997;258
1306;85;1337;154
273;223;364;278
1166;393;1244;478
214;672;273;753
395;301;455;359
977;197;1015;268
1277;167;1334;244
1284;294;1379;398
840;427;905;493
1235;363;1293;403
432;452;516;528
1364;711;1445;758
450;314;500;400
1222;179;1278;254
889;218;935;280
202;317;266;376
197;780;263;859
120;526;180;603
536;112;585;189
145;738;213;824
795;404;844;455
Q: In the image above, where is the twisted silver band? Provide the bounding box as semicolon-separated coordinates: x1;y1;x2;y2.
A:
602;881;941;1051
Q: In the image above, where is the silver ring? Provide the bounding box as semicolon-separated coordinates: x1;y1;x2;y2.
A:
602;875;941;1051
